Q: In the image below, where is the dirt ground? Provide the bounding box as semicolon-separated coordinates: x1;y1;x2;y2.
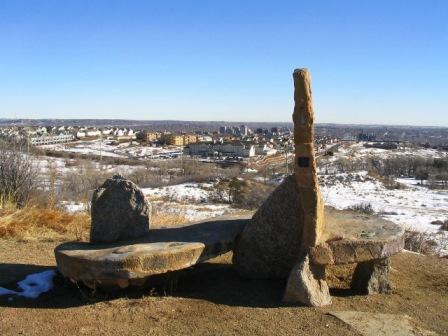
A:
0;239;447;336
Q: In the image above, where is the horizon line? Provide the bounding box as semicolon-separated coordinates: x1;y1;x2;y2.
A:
0;118;447;129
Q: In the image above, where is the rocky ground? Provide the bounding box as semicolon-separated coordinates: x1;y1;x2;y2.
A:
1;239;447;336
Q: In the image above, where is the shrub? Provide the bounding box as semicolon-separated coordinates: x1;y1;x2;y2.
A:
404;230;439;255
0;140;37;207
346;202;374;215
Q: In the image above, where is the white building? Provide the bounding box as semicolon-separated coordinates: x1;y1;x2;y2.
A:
185;141;255;158
86;130;101;137
76;131;86;138
255;144;277;156
30;133;75;146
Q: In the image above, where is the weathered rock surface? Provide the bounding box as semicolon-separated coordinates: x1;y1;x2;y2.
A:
56;217;249;289
233;174;304;278
283;252;331;306
309;207;405;265
292;68;325;248
351;258;392;294
90;174;151;243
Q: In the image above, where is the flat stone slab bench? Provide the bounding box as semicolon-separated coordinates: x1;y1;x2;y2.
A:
284;207;405;305
55;216;249;289
310;207;405;266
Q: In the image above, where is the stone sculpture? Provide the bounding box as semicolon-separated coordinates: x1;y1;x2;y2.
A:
234;69;404;307
292;68;325;248
283;68;330;304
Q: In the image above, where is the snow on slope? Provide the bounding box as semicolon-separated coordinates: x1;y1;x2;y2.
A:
153;201;236;222
142;183;213;203
320;172;448;233
339;143;448;159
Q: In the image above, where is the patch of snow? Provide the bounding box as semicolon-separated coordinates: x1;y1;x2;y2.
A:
0;270;56;299
61;201;87;213
142;183;211;203
153;201;237;222
321;172;448;232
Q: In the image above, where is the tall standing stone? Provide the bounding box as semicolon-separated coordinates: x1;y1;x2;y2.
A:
233;68;331;305
292;68;325;248
283;69;331;306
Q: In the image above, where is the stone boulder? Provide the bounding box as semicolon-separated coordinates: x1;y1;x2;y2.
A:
233;174;304;278
283;252;331;306
351;258;392;294
90;174;151;243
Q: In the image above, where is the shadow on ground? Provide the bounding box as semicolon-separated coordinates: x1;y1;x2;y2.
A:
0;261;361;310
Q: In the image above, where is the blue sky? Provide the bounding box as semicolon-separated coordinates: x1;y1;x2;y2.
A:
0;0;447;125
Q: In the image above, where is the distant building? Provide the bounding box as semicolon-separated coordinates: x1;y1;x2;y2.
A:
183;134;198;145
164;133;198;146
198;135;213;142
29;133;75;146
255;144;277;156
141;131;161;143
86;130;101;137
184;141;255;158
240;125;250;136
341;134;357;142
76;131;86;138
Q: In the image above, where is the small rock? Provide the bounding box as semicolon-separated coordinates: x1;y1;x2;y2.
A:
90;174;151;243
440;221;448;231
283;252;331;307
430;220;443;225
351;258;391;294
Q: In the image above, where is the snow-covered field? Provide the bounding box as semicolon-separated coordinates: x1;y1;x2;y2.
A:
41;140;127;158
32;154;145;190
143;182;237;220
337;142;447;159
62;181;237;221
320;172;447;233
142;183;215;203
318;142;448;254
153;201;238;222
41;140;183;160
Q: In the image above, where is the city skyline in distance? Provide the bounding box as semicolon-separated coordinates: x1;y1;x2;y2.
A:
1;118;448;129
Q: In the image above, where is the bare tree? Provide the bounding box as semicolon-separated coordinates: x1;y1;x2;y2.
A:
0;140;37;207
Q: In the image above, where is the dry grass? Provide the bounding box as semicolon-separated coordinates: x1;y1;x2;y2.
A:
0;205;188;242
0;206;90;242
151;210;188;228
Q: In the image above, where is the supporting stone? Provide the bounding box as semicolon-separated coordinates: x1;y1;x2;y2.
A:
351;258;392;294
283;252;331;307
292;69;325;248
233;175;304;278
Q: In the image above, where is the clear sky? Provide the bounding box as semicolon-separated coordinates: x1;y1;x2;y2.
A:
0;0;447;126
